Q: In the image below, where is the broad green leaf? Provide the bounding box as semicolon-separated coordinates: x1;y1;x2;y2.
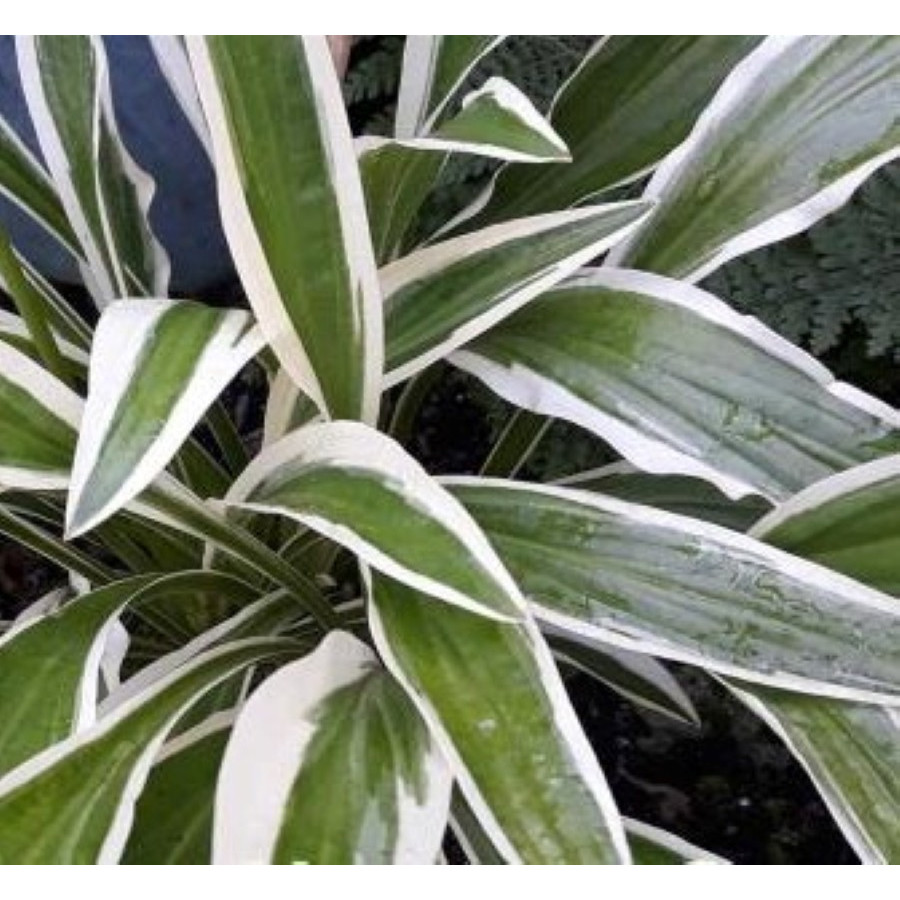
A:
0;113;78;254
383;204;651;387
0;638;293;864
751;455;900;593
148;36;212;158
446;477;900;703
122;713;231;864
624;818;729;865
729;684;900;865
368;571;629;864
609;37;900;280
0;338;81;490
0;575;153;777
0;571;257;779
460;36;759;229
66;299;264;537
551;636;698;727
360;78;568;265
743;457;900;863
17;35;168;303
395;36;503;137
215;631;450;864
188;36;383;423
558;462;770;532
226;421;524;621
453;269;900;501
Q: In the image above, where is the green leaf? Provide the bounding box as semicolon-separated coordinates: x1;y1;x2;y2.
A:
0;638;293;864
0;339;81;490
0;575;153;777
751;455;900;593
558;462;770;532
395;36;503;137
728;684;900;864
460;36;759;228
122;713;231;864
446;477;900;703
609;37;900;280
17;35;168;303
189;36;383;423
383;204;651;387
453;269;900;502
430;77;569;162
0;113;78;254
368;571;629;864
551;636;698;727
214;631;450;864
66;299;264;537
226;421;525;621
359;78;568;265
741;457;900;863
0;571;258;780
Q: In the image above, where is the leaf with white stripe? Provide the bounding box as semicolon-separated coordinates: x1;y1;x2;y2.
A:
215;631;450;864
359;80;568;264
446;477;900;704
0;638;293;864
368;571;630;864
0;574;155;778
453;269;900;502
122;713;232;864
609;37;900;280
751;455;900;593
460;36;759;229
0;339;81;490
188;36;383;423
743;459;900;863
225;421;525;621
0;112;78;254
17;35;168;303
0;570;257;780
729;684;900;864
395;36;503;137
148;36;211;158
558;462;770;532
122;712;232;864
66;299;264;537
383;204;651;387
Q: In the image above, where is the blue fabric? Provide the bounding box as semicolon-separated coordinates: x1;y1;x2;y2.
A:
0;36;233;294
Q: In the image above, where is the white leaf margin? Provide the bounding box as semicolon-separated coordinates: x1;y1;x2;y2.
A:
606;37;900;281
451;268;900;501
365;563;632;865
441;476;900;705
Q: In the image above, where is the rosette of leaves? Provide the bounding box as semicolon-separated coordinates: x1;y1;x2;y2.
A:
0;35;899;865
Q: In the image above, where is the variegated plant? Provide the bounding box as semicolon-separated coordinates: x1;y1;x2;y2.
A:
0;35;898;865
